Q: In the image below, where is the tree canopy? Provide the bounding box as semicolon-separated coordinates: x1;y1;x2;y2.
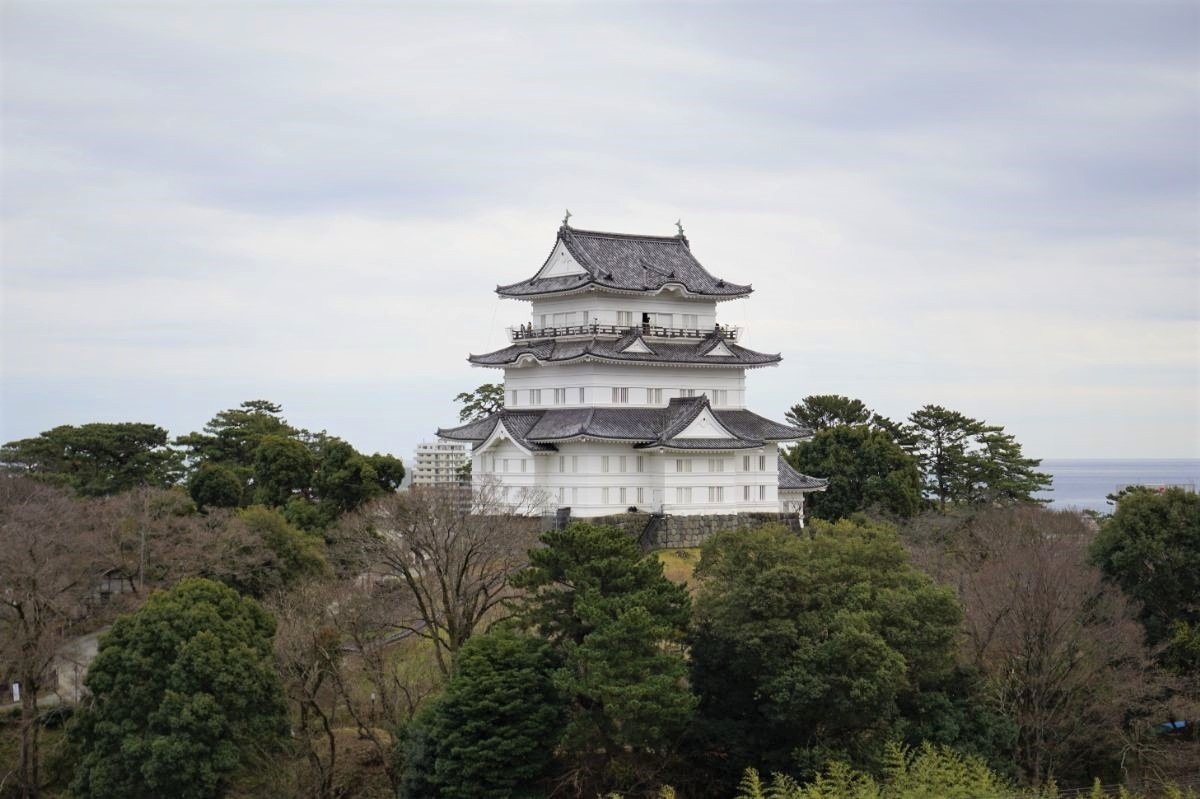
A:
785;395;876;431
904;405;1049;511
1;422;184;496
177;400;404;530
1090;487;1200;674
71;578;289;799
689;520;985;786
453;383;504;423
788;425;922;520
511;522;696;796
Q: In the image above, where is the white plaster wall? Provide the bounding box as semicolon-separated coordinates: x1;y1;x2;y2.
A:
472;441;782;517
503;364;749;409
528;295;719;329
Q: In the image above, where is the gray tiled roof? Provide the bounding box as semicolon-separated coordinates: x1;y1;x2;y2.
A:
469;330;781;369
778;458;830;491
436;397;808;452
496;226;752;299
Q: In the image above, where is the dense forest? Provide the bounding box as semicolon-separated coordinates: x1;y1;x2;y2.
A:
1;395;1197;798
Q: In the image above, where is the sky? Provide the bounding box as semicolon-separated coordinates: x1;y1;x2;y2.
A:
2;1;1197;461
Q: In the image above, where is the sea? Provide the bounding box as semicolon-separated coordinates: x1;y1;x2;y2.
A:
1035;459;1200;514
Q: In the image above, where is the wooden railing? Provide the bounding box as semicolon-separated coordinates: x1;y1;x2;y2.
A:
509;323;737;342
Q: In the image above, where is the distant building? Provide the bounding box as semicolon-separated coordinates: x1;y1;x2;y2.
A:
437;221;827;518
411;440;470;486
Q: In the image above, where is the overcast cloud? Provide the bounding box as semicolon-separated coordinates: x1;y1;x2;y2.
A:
2;1;1197;459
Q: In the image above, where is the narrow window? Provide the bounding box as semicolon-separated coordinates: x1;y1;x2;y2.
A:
554;388;566;404
559;455;565;472
759;485;767;500
558;487;565;503
572;456;579;473
742;455;751;471
759;455;767;471
530;389;541;405
521;459;526;473
602;487;610;504
619;456;627;473
636;456;644;473
743;485;751;501
619;487;627;504
637;487;644;503
602;456;610;473
578;387;585;403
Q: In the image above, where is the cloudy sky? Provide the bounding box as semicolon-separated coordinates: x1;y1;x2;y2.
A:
2;1;1197;461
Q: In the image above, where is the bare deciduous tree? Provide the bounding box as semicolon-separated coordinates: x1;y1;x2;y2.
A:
0;477;100;799
954;506;1186;788
337;482;542;675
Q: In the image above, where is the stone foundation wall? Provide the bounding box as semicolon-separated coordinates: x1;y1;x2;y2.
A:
582;511;800;550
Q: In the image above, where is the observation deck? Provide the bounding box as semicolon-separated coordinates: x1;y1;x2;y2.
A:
508;323;738;344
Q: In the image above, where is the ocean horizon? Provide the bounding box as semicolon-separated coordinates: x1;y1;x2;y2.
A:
1036;458;1200;513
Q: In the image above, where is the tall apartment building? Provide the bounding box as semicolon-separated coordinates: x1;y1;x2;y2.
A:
411;440;470;486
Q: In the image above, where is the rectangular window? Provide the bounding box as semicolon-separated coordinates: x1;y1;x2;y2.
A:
602;456;610;473
708;486;724;503
683;313;698;328
636;456;644;473
646;387;663;404
617;311;633;326
759;485;767;500
558;455;565;472
654;313;673;328
502;459;510;473
572;456;579;473
530;389;541;405
711;390;727;406
578;387;586;403
675;458;692;473
681;388;696;398
602;487;610;504
637;487;645;504
520;459;526;473
708;458;724;473
554;388;566;405
611;387;629;403
490;457;496;472
619;456;627;473
558;487;565;503
743;455;751;471
539;314;547;328
510;390;518;406
743;485;751;501
759;455;767;471
619;487;627;504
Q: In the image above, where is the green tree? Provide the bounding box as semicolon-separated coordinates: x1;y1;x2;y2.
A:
453;383;505;423
71;578;288;799
401;628;564;799
1;422;183;496
689;520;978;787
788;426;922;520
179;401;403;530
1090;487;1200;674
229;506;328;597
189;462;245;509
512;522;695;795
785;395;874;431
904;405;1048;511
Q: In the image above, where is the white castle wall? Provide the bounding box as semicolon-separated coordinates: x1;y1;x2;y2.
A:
528;295;720;329
502;363;750;409
473;440;781;517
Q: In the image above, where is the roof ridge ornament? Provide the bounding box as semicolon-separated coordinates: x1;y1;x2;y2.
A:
562;208;572;227
675;219;684;236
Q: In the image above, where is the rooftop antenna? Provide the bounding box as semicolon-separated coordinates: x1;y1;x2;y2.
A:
562;208;572;226
675;219;685;236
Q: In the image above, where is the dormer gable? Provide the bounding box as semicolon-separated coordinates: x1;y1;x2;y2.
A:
703;340;736;357
620;336;655;354
533;238;587;279
674;406;739;439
